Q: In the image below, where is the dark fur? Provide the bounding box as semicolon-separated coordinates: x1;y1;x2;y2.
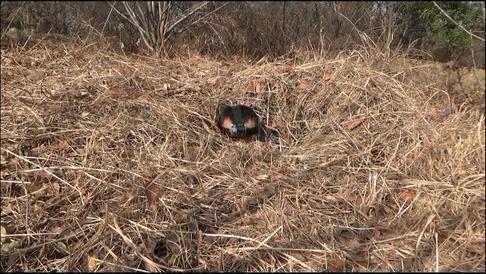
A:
215;104;279;143
216;104;260;138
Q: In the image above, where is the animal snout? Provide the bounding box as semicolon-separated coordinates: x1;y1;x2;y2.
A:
226;124;245;136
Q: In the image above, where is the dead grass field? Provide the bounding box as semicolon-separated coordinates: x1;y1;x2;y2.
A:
0;41;485;272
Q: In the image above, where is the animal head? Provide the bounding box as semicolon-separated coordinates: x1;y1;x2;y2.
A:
216;104;259;138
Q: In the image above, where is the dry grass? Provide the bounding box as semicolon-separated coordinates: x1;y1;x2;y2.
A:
1;41;484;272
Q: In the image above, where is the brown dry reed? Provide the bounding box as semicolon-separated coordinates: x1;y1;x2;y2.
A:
0;40;484;272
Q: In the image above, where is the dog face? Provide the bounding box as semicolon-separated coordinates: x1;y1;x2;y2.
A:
217;104;259;138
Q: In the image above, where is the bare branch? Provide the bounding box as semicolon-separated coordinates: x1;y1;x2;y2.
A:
432;1;485;42
111;2;154;51
186;2;229;29
164;2;209;42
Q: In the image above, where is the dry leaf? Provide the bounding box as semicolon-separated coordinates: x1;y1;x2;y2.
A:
273;171;285;179
270;66;279;75
323;70;334;81
247;80;263;93
255;80;262;93
145;182;160;211
87;255;97;271
28;71;44;82
341;118;367;130
399;190;415;203
224;192;238;201
283;66;296;74
270;66;294;75
298;79;310;90
3;58;13;65
324;195;338;203
58;139;70;150
328;258;345;271
246;81;255;92
206;77;218;85
105;83;119;94
50;224;63;234
162;83;170;91
372;228;381;238
0;226;6;243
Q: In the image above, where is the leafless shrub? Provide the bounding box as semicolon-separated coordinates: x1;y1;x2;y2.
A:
110;1;223;56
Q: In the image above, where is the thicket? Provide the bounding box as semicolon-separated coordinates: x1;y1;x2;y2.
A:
1;1;485;65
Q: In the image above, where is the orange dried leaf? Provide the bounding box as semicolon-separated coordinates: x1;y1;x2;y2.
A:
283;66;295;74
105;84;120;95
246;81;255;92
399;190;415;203
298;79;310;90
224;192;237;201
372;228;381;238
255;80;263;93
87;255;97;271
328;258;345;271
323;70;334;81
270;66;279;75
273;171;286;180
206;77;218;85
341;118;366;130
58;139;70;150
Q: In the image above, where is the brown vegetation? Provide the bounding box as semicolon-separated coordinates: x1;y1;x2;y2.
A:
0;39;484;271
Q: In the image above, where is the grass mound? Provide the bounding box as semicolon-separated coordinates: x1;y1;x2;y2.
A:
1;42;484;271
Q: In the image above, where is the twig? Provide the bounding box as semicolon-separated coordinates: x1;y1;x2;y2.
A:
432;1;485;42
164;2;209;42
203;232;327;270
101;1;116;36
435;232;439;272
1;148;85;205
